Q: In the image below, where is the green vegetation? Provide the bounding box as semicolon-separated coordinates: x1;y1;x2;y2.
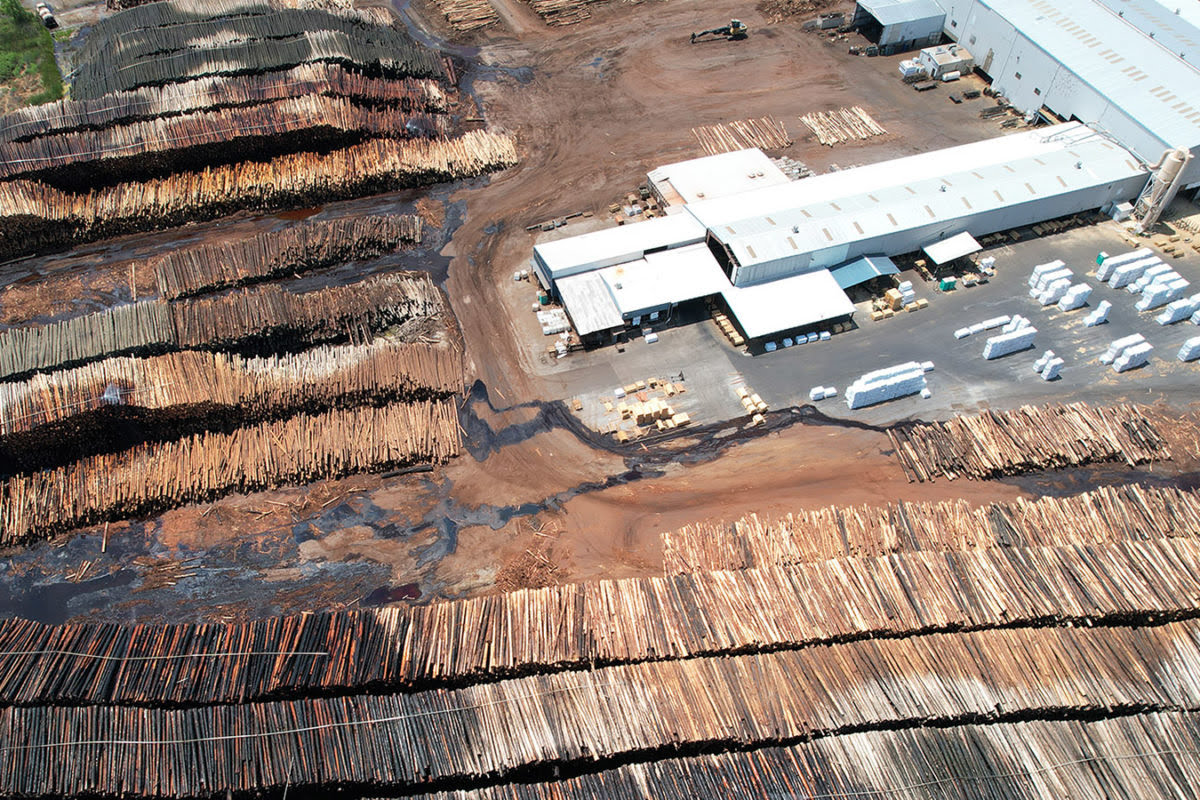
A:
0;0;63;105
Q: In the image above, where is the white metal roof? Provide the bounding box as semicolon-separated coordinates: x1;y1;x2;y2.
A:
703;123;1146;269
970;0;1200;149
923;231;982;263
920;43;973;65
858;0;946;24
556;271;624;335
647;149;790;206
1095;0;1200;64
599;243;731;316
722;270;856;340
533;213;707;280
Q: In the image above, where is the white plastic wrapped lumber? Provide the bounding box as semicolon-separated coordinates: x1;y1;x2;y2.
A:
1028;260;1065;288
982;326;1037;359
1156;294;1200;325
1057;283;1092;311
1034;267;1073;292
845;362;927;409
1038;278;1071;306
981;315;1011;330
1033;349;1055;372
1193;309;1200;325
920;361;935;372
1136;279;1187;311
1100;333;1145;364
1002;315;1031;334
824;386;838;397
954;327;971;339
1178;337;1200;362
1096;248;1153;281
1113;341;1153;373
1084;300;1112;327
809;386;826;401
1109;257;1160;289
1129;263;1172;294
1041;357;1064;380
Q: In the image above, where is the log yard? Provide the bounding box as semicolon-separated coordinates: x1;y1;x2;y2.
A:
3;0;1200;797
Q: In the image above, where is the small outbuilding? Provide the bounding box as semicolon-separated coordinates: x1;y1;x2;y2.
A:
852;0;944;54
917;43;974;79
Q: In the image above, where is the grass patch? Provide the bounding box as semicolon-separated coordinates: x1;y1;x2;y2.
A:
0;0;63;105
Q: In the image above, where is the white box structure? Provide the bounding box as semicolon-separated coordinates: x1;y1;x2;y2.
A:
1033;349;1056;372
983;326;1037;359
1056;283;1092;311
1129;264;1172;294
1029;260;1065;288
1136;276;1189;311
1002;315;1032;334
1083;300;1112;327
1108;257;1160;289
845;362;929;409
1096;248;1152;281
809;386;826;401
824;386;838;397
1038;278;1072;306
897;280;916;306
1113;342;1152;373
1156;294;1200;325
1100;333;1146;364
1041;357;1064;380
1179;337;1200;362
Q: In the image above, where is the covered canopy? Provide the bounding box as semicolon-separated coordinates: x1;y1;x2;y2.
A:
923;232;982;265
722;270;856;340
830;255;900;289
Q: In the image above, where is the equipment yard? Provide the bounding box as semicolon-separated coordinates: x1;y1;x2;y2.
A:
3;0;1200;798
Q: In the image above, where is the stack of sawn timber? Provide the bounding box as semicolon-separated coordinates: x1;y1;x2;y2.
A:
888;401;1169;481
8;622;1200;795
153;214;422;299
661;483;1200;573
6;536;1200;703
0;272;444;381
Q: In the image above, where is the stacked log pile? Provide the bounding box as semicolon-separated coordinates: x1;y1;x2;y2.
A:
0;398;460;544
153;214;422;299
691;116;792;155
888;402;1169;481
0;339;462;439
71;4;445;99
0;130;518;260
5;537;1200;703
0;66;447;144
0;272;445;380
661;484;1200;573
799;106;887;145
5;622;1200;795
0;96;451;184
404;714;1200;800
433;0;499;30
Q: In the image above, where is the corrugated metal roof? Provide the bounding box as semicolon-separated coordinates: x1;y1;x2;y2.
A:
647;149;790;205
556;271;624;336
857;0;946;25
534;214;707;280
722;270;857;340
1095;0;1200;64
599;244;730;316
830;255;901;288
699;124;1146;268
923;232;982;264
973;0;1200;148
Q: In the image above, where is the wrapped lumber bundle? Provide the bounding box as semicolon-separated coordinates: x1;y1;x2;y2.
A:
6;536;1200;704
0;65;447;144
0;338;463;439
0;96;452;183
0;301;174;382
888;401;1169;481
153;214;422;299
6;623;1200;795
72;4;445;99
0;398;460;544
0;130;518;260
661;484;1200;573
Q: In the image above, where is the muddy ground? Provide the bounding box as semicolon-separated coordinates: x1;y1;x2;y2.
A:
3;0;1198;623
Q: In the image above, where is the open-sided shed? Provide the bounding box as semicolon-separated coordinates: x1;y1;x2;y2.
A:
853;0;945;53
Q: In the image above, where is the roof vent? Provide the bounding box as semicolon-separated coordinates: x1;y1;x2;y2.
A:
939;184;947;192
1075;161;1083;169
792;225;800;233
614;282;623;290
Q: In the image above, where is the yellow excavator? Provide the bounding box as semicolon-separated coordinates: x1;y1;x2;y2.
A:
690;19;748;43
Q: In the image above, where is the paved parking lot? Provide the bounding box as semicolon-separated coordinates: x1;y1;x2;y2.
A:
532;220;1199;429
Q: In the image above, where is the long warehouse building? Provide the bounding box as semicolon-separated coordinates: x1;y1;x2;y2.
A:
533;122;1149;345
932;0;1200;188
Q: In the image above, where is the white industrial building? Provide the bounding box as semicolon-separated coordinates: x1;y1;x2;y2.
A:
932;0;1200;188
533;122;1150;345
